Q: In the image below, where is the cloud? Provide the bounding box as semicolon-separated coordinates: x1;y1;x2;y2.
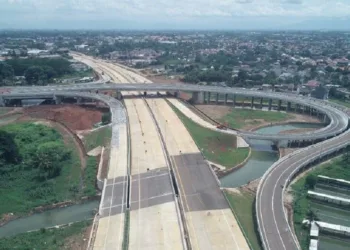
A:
1;0;350;29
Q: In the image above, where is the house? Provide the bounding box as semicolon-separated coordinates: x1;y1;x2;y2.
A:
27;49;50;57
305;80;320;89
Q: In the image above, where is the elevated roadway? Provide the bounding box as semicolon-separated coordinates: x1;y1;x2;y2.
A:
1;83;348;143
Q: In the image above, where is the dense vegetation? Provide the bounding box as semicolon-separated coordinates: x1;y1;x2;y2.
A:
0;58;74;86
0;220;91;250
0;123;91;216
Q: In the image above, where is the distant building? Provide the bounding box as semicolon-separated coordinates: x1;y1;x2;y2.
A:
27;49;50;57
305;80;320;89
75;76;94;83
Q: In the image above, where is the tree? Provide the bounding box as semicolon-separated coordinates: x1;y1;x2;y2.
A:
101;112;111;125
0;130;19;165
0;62;14;84
35;141;70;179
24;66;46;85
305;174;317;189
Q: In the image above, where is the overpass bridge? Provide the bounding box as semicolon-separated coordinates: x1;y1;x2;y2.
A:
0;83;348;144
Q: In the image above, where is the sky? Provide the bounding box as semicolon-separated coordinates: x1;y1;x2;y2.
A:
1;0;350;30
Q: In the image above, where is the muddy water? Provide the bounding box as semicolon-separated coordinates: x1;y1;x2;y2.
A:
0;201;98;238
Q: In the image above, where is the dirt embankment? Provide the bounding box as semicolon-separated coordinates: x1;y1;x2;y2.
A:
22;104;107;131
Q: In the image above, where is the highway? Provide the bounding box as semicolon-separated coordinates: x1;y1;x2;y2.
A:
256;129;350;250
84;57;185;250
2;54;350;250
76;55;250;249
148;98;250;250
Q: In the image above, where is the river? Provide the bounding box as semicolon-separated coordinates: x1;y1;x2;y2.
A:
0;200;98;238
220;123;325;188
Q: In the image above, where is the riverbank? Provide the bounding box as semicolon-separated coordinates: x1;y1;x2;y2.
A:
0;220;92;250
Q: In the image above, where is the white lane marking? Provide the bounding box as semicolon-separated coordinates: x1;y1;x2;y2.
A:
130;192;174;204
260;137;349;250
131;172;169;182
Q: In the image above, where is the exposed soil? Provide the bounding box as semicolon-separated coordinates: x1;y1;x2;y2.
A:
63;224;92;250
23;104;106;131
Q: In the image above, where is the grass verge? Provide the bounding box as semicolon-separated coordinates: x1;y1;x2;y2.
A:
291;155;350;250
219;109;293;129
170;102;249;168
329;98;350;108
83;126;112;152
0;220;92;250
224;190;262;250
83;156;98;196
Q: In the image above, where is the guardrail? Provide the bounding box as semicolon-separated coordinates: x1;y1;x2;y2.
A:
256;128;350;250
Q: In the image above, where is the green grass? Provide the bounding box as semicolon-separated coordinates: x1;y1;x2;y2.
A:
329;98;350;108
0;123;90;216
83;126;112;152
219;109;293;129
170;102;249;168
291;155;350;250
0;220;91;250
84;156;98;196
225;190;262;250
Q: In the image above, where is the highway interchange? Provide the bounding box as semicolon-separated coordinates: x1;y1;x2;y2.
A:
1;54;350;250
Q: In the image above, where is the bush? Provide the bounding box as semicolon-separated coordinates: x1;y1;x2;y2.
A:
305;175;317;189
101;112;111;125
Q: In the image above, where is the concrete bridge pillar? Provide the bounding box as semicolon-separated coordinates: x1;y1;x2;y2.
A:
251;97;254;109
77;97;82;104
224;94;228;105
260;98;263;109
323;114;328;124
232;94;236;107
295;104;298;112
208;92;211;103
215;93;219;104
268;99;272;110
287;102;291;111
54;95;62;105
278;100;282;111
116;91;123;100
0;96;4;107
192;91;205;104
